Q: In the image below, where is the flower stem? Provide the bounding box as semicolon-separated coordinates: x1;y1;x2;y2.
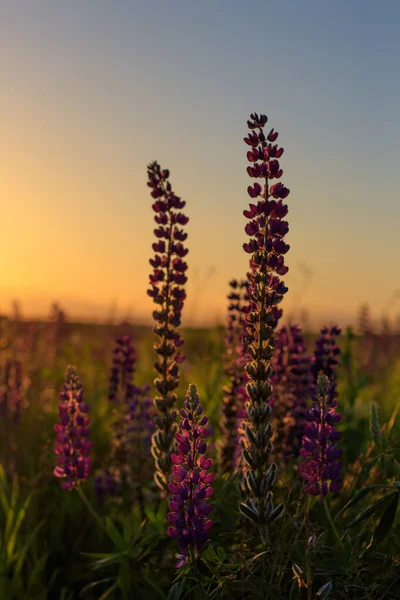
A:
323;497;343;547
76;485;104;530
305;497;313;600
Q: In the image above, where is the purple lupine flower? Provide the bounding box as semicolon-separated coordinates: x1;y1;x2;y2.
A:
0;359;23;422
240;113;289;535
299;374;342;498
108;335;137;472
126;383;155;515
147;161;189;490
311;326;341;399
54;366;92;491
167;384;213;568
219;279;248;475
108;335;137;404
94;468;120;504
270;325;311;459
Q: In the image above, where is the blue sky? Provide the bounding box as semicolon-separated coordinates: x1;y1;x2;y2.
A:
1;1;399;327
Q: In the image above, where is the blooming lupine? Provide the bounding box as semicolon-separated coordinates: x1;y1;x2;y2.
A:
108;335;137;470
270;325;311;459
167;384;213;568
240;113;289;536
299;374;342;498
219;279;248;475
54;366;92;491
147;161;189;490
0;359;23;422
108;334;137;405
311;326;341;399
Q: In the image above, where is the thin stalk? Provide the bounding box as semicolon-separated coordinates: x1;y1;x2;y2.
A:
305;497;313;600
77;485;104;530
323;498;343;548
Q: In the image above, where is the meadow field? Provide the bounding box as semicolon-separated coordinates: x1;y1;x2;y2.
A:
0;309;400;599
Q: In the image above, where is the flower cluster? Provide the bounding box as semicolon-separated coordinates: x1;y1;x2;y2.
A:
147;161;189;490
311;326;341;399
219;279;248;475
108;334;137;404
240;113;289;534
108;335;137;470
299;374;342;498
0;359;23;422
270;325;311;459
54;366;92;491
167;384;213;568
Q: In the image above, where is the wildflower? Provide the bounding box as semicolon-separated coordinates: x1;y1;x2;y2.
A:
167;384;213;568
311;326;341;398
147;161;189;490
219;279;248;474
240;112;289;536
0;359;23;422
299;374;342;498
108;335;137;471
270;325;311;458
54;366;92;491
108;334;137;404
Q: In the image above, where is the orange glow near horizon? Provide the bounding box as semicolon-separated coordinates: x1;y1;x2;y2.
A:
1;2;399;329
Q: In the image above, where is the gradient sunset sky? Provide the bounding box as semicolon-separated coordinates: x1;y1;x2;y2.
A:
1;1;399;327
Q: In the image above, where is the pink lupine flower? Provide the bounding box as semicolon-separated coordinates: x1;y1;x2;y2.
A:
54;366;92;491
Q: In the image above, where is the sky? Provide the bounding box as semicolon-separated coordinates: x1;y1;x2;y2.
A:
1;1;399;328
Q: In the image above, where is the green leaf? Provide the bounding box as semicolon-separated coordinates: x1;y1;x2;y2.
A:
336;485;392;519
239;502;259;523
344;493;395;529
201;544;219;563
6;493;32;561
14;518;46;576
142;572;167;599
367;492;399;551
118;556;131;599
105;517;125;549
316;581;332;599
217;546;225;562
79;577;116;598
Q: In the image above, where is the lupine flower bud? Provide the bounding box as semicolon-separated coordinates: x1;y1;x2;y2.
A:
54;366;92;491
299;374;342;498
167;384;213;568
219;279;248;474
147;161;189;490
240;113;289;538
270;325;311;459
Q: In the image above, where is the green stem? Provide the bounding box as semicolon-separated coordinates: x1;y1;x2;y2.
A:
323;498;343;547
305;497;313;600
76;485;104;530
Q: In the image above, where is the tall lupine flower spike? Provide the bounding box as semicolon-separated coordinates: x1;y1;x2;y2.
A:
240;113;290;537
95;335;138;502
270;325;311;459
126;383;154;517
311;326;341;398
147;161;189;490
109;335;137;469
299;374;342;498
167;384;213;569
54;366;92;491
219;279;248;475
108;334;137;405
0;359;23;422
